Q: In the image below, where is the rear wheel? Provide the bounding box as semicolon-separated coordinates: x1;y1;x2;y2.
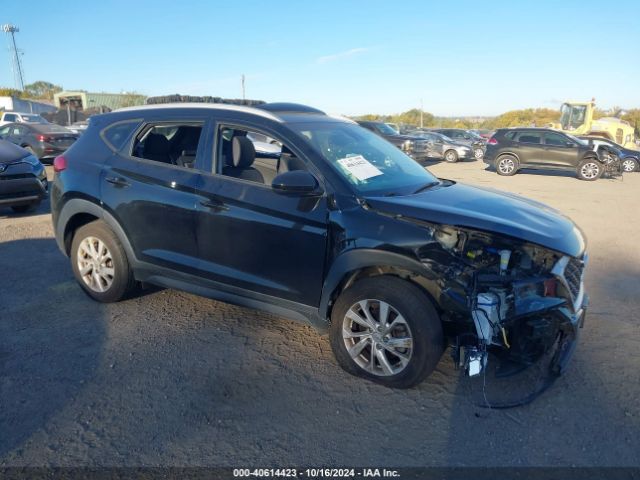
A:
577;158;602;181
444;149;459;163
496;154;518;176
473;147;484;160
329;276;443;388
621;158;639;172
70;220;137;302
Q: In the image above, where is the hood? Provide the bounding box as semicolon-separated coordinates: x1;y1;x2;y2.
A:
0;140;29;164
365;182;586;257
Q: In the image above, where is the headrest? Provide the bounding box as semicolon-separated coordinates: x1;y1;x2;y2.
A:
144;133;169;153
232;136;256;168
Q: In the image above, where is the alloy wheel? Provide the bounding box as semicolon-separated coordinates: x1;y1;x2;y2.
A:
580;162;600;180
76;236;115;292
474;148;484;159
622;159;637;172
498;157;515;174
342;299;413;376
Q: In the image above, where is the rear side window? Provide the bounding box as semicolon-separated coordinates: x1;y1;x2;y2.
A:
515;132;542;144
3;113;17;122
102;121;140;151
504;131;517;140
131;122;204;169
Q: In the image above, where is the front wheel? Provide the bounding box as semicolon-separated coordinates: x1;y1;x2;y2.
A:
473;147;484;160
329;276;443;388
621;158;639;172
496;155;518;176
444;149;459;163
70;220;137;302
577;158;602;181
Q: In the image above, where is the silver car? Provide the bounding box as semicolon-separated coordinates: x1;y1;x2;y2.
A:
409;130;474;163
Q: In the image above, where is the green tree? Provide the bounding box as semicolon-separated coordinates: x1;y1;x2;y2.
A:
621;109;640;136
24;81;63;100
0;87;27;98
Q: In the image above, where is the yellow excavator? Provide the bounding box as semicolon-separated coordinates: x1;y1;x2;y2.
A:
550;99;639;151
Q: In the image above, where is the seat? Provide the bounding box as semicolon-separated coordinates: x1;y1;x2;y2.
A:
170;126;202;163
222;136;264;183
143;133;172;163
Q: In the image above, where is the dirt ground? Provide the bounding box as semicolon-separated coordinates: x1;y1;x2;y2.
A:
1;162;638;467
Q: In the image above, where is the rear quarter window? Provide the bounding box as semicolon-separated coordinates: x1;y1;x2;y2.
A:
101;121;141;151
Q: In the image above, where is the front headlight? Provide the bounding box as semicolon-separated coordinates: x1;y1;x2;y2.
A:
402;140;414;152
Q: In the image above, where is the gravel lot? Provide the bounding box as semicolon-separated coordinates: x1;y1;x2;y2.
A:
1;162;639;467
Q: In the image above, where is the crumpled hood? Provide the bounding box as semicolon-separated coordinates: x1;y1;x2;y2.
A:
365;182;586;257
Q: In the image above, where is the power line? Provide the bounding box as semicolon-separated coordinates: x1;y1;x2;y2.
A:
2;24;25;90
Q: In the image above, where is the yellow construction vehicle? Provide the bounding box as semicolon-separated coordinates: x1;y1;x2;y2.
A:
550;100;639;151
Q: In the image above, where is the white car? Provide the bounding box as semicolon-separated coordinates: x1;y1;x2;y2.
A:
0;111;49;127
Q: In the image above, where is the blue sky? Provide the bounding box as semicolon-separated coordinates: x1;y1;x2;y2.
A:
2;0;639;116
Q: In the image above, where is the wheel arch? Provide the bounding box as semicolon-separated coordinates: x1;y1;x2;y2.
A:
496;151;520;162
56;198;136;265
319;249;441;321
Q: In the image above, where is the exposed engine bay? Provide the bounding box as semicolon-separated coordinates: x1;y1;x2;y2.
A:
420;224;587;404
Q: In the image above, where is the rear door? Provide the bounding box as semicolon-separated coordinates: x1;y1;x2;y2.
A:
194;119;329;306
513;131;544;166
100;117;208;275
542;132;580;167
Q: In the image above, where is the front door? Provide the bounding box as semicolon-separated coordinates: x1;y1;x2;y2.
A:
194;122;328;306
543;132;580;168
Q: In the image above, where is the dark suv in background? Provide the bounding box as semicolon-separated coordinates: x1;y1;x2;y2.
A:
51;102;587;392
356;120;435;162
484;127;619;181
0;140;48;213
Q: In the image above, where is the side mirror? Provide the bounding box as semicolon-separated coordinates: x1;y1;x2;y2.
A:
565;141;575;147
272;170;322;195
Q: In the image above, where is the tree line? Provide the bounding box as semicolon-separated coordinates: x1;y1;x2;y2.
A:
355;107;640;134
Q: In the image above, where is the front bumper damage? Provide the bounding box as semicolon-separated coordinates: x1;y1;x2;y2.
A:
454;252;588;381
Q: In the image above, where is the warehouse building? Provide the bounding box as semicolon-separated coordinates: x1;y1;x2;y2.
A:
53;91;147;112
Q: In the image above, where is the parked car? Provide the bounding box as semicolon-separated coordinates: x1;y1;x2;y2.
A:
408;130;474;162
66;121;90;135
51;102;587;390
0;122;79;163
356;120;436;162
484;128;620;181
385;122;400;133
0;140;48;213
433;128;486;160
0;111;49;126
470;129;494;140
578;135;639;172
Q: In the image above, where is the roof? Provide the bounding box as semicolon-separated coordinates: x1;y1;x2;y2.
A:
115;102;282;122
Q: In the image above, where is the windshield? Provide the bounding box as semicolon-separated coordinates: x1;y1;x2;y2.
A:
560;104;587;130
373;123;399;136
20;114;48;124
292;122;438;196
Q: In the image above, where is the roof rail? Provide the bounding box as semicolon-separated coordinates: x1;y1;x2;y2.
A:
257;103;325;115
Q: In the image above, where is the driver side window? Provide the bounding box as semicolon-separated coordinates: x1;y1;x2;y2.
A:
216;125;307;185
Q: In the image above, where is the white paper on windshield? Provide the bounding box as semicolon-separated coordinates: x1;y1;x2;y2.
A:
337;155;383;181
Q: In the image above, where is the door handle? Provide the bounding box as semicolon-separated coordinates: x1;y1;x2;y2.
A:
199;198;229;212
105;176;130;187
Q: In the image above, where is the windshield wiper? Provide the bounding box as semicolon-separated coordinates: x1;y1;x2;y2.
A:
412;181;440;194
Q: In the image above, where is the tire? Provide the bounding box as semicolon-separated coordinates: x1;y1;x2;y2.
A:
473;147;484;160
621;157;639;173
495;154;518;176
70;219;137;303
576;158;602;181
444;149;459;163
11;202;39;213
329;276;444;389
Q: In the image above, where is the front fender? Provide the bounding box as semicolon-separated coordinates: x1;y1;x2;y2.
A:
318;248;438;320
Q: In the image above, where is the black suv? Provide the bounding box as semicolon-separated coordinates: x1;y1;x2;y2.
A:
485;128;619;181
51;103;587;389
356;121;435;162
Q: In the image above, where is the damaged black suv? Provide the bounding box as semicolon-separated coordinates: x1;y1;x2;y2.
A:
51;102;588;389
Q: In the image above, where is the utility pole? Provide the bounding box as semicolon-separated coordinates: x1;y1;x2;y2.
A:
2;24;25;91
241;74;246;101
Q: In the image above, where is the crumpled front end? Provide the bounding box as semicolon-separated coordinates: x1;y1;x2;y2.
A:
416;223;588;380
